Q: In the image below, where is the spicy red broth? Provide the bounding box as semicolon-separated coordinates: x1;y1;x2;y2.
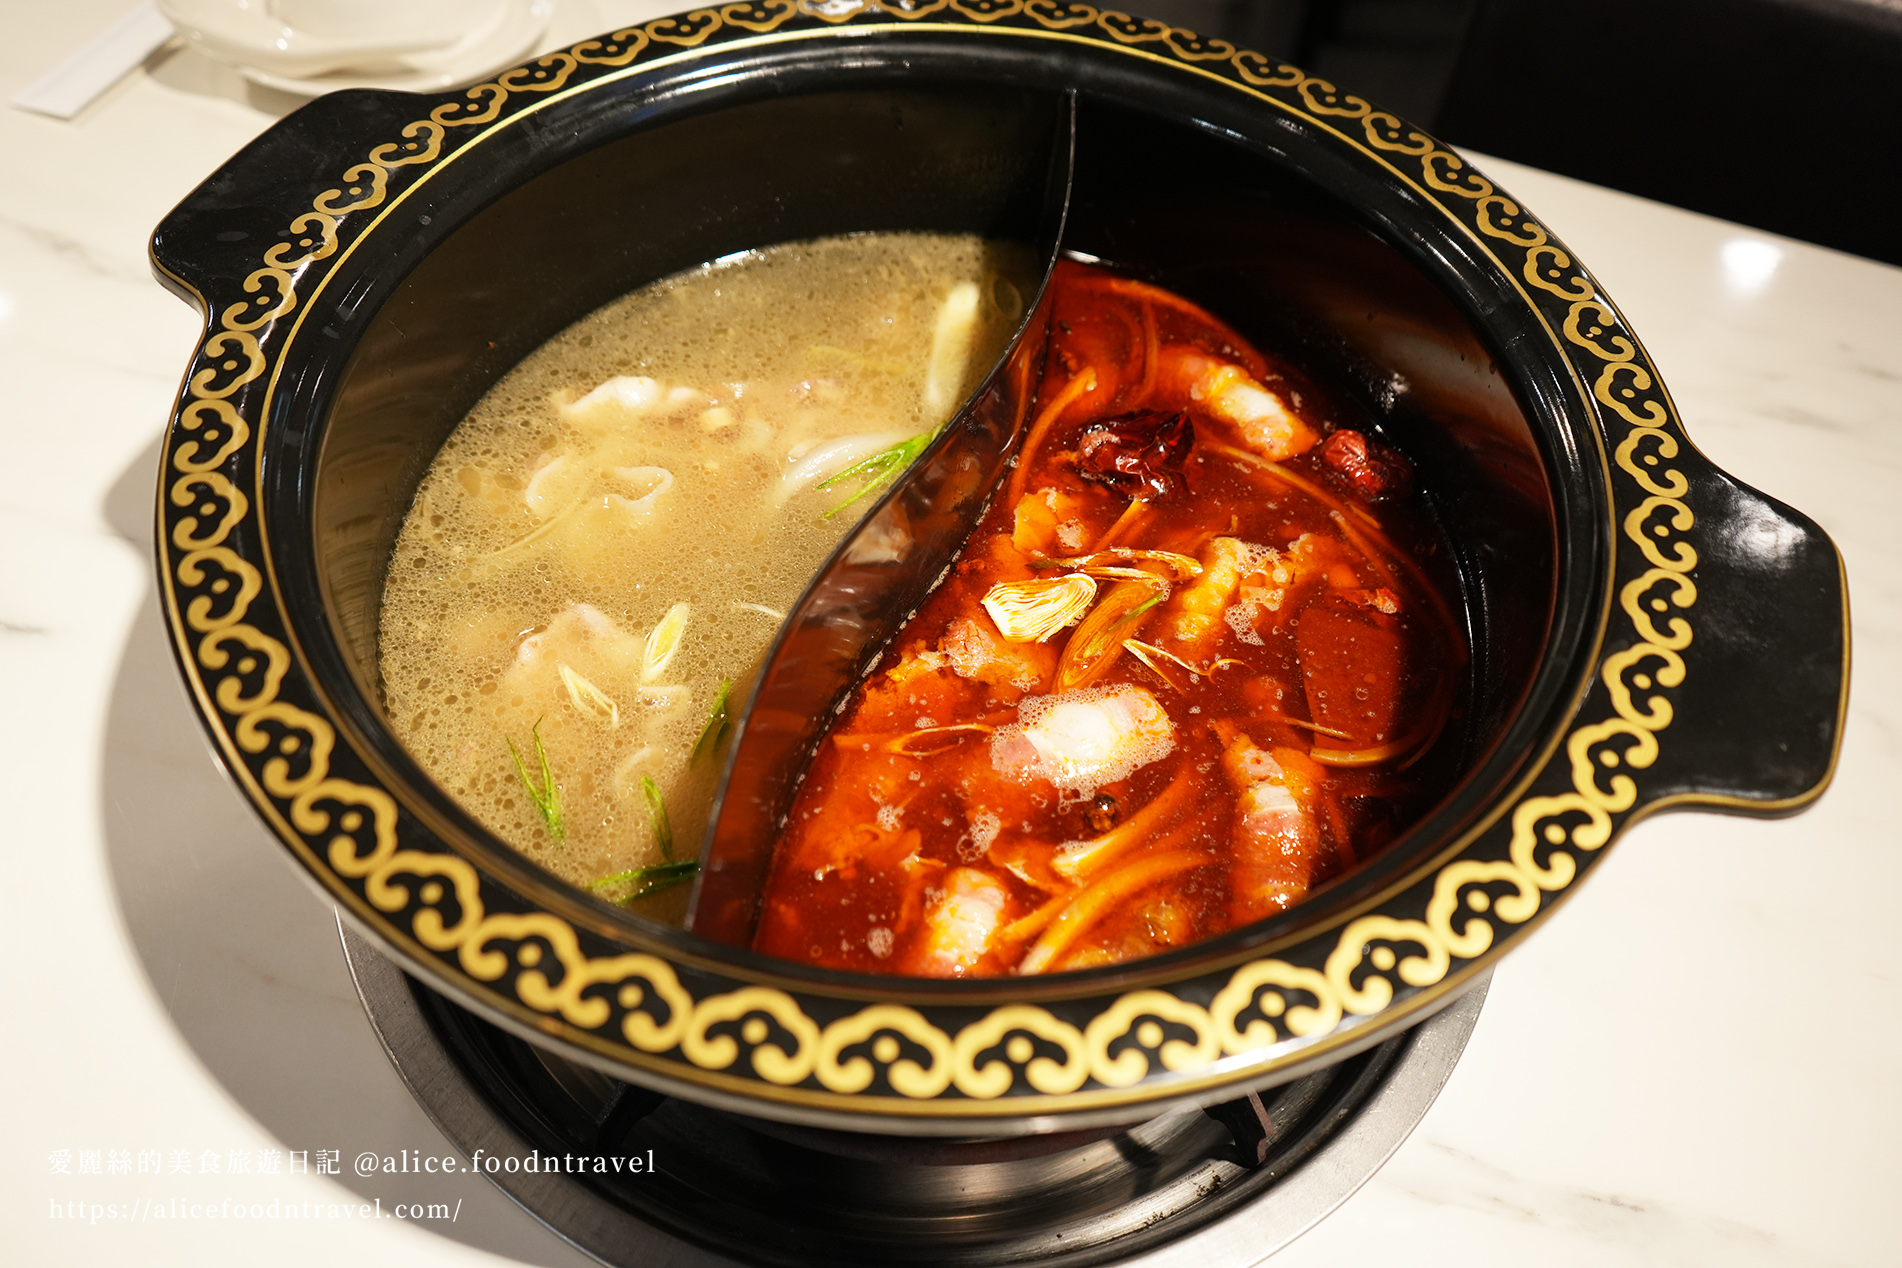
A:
753;259;1466;976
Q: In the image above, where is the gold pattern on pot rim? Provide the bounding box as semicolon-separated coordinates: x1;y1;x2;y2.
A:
152;0;1848;1126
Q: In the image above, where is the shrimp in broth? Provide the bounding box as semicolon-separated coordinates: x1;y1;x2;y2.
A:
752;259;1465;976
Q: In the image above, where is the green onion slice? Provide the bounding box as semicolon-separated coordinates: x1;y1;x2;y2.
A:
817;431;934;518
640;774;674;862
588;859;698;905
690;678;734;766
506;719;564;844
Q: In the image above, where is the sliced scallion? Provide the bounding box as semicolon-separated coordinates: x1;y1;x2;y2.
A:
690;678;734;766
817;431;933;518
588;859;698;904
641;774;674;862
507;719;564;843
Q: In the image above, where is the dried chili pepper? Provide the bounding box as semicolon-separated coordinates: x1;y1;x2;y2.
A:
1075;409;1194;501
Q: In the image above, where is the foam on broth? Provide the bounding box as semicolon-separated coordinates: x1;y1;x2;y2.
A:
379;233;1028;918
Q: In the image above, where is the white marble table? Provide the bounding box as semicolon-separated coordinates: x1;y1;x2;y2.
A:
5;4;1897;1265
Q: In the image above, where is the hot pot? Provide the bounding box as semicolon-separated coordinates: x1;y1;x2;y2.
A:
150;1;1846;1139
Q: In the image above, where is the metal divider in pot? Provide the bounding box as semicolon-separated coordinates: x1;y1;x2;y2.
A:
696;91;1573;957
692;94;1076;943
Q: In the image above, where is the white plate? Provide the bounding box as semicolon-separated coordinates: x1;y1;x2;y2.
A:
241;0;554;96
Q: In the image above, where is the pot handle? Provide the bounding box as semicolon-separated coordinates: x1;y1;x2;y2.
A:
1614;458;1847;815
149;88;423;310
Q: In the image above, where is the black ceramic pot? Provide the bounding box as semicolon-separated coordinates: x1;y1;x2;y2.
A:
151;1;1846;1137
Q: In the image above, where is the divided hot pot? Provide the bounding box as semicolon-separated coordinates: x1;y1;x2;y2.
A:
150;0;1847;1137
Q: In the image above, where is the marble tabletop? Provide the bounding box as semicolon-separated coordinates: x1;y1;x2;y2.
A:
4;3;1897;1265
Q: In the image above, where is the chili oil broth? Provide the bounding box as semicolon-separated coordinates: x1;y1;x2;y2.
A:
755;260;1463;974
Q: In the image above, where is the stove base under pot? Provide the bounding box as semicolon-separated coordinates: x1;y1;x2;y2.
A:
342;922;1486;1268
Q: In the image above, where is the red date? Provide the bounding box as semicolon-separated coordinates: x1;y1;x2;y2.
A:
1321;429;1412;502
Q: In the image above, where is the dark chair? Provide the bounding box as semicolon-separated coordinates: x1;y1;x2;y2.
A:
1138;1;1479;125
1434;0;1902;267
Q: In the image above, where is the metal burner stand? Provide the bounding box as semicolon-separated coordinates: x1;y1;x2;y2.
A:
343;922;1485;1268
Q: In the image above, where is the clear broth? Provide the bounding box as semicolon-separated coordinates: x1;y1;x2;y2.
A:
379;233;1027;917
